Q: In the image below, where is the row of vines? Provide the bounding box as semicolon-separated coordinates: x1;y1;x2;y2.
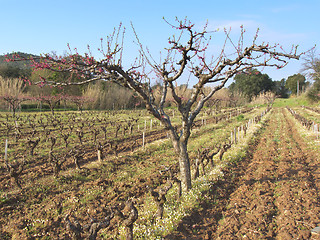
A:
287;106;320;138
0;106;271;239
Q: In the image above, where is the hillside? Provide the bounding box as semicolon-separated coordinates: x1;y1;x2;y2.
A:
0;52;40;78
0;52;39;69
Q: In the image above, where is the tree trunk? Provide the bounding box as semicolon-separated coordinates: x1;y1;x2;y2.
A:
168;124;192;193
178;141;192;192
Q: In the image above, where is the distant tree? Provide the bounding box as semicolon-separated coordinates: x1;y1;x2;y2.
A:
302;48;320;80
0;52;36;79
273;78;289;98
0;77;29;116
285;73;307;95
0;95;29;117
301;48;320;101
0;65;31;79
37;94;65;115
29;67;84;97
307;79;320;101
7;19;302;193
229;69;274;101
67;95;90;112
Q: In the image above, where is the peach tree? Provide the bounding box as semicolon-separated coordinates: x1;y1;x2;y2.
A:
7;18;302;193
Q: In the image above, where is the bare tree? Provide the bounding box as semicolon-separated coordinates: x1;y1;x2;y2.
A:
7;18;302;193
301;47;320;80
0;77;28;117
37;94;64;115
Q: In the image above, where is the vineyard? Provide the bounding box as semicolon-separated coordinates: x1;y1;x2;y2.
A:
0;104;320;239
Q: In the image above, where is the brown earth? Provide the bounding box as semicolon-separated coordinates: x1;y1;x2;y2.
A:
0;125;179;239
166;108;320;240
0;108;243;239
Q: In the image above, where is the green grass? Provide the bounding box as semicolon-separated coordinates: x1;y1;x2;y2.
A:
272;95;315;108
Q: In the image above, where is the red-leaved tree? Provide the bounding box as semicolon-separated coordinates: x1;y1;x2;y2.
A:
0;95;29;117
7;18;303;193
37;94;65;115
66;95;90;113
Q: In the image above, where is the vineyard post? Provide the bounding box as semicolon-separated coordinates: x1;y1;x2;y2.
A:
5;139;8;162
98;150;102;162
315;123;319;139
241;125;244;139
97;143;102;162
142;131;145;149
230;131;233;144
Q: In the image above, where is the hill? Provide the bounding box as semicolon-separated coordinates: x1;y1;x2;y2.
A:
0;52;39;78
0;52;39;68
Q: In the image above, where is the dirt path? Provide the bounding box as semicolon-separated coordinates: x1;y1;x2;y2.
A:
166;108;320;239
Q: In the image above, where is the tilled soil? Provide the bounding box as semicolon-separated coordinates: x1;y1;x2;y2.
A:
166;108;320;239
0;109;254;239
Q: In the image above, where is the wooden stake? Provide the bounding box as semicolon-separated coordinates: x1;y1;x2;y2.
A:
143;132;145;149
231;131;233;144
5;139;8;162
97;149;102;162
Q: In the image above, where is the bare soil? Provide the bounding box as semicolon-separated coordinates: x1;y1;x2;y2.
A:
2;107;319;239
166;108;320;240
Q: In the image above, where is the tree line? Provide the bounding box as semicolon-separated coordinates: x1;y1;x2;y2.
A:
0;53;143;111
1;51;315;114
228;68;308;101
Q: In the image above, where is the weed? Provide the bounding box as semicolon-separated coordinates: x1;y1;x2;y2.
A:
236;114;245;121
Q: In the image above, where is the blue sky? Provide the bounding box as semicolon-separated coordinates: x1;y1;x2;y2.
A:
0;0;319;82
